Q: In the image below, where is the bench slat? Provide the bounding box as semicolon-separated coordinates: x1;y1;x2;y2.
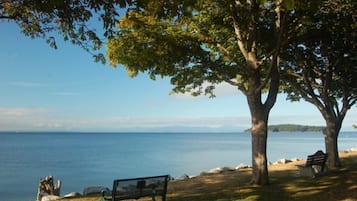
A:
305;150;327;167
297;150;328;178
107;175;169;201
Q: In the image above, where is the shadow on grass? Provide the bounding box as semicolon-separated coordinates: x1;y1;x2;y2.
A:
63;154;357;201
167;154;357;201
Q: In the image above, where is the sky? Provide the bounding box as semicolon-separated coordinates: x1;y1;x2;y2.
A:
0;22;356;132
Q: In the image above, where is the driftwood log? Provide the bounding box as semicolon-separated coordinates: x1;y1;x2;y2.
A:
36;176;61;201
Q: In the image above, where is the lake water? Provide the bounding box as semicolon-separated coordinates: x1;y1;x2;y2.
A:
0;132;356;201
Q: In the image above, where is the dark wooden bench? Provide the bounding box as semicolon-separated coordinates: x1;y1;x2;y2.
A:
297;150;328;178
101;175;170;201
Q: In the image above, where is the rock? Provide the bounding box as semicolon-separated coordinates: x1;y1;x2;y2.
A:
208;167;223;174
221;167;235;173
177;174;190;181
291;158;302;162
83;186;110;196
199;171;209;176
41;195;61;201
207;167;235;174
235;163;250;170
274;158;292;164
63;192;82;198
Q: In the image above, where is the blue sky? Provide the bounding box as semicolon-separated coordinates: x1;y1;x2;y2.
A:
0;22;356;132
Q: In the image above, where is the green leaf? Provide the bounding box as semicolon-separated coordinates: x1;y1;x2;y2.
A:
283;0;295;10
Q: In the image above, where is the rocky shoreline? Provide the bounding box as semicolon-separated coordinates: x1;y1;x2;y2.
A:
39;148;357;201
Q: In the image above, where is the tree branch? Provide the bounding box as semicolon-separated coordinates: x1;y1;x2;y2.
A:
230;3;248;60
0;15;13;20
301;64;325;111
263;0;286;109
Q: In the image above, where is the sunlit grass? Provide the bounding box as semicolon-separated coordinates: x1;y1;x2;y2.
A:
62;152;357;201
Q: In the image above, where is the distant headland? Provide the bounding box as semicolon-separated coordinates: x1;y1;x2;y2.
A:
244;124;325;133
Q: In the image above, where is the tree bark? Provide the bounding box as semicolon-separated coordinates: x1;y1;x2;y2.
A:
247;80;270;185
230;0;281;186
323;116;342;168
324;129;340;168
250;111;269;185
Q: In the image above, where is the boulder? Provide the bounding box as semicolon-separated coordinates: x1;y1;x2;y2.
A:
63;192;82;198
41;195;61;201
177;174;190;181
83;186;110;196
291;158;303;162
207;167;234;174
199;171;209;176
274;158;292;165
235;163;251;170
208;167;223;174
221;167;235;173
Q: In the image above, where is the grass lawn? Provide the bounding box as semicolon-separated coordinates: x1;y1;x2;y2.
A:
62;151;357;201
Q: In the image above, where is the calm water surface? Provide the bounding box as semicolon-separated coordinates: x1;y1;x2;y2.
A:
0;132;356;201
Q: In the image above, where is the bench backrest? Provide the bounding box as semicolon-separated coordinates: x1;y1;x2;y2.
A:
111;175;169;201
305;150;328;170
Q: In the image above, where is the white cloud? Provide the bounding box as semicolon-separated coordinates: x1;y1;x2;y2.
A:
65;116;252;132
0;107;250;131
214;82;239;96
0;107;355;132
269;115;325;126
0;108;48;116
0;108;52;130
269;113;357;131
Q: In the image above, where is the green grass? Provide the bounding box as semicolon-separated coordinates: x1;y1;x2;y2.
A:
168;167;356;200
62;153;357;201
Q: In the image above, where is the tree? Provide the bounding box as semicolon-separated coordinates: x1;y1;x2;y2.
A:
107;0;298;185
0;0;133;63
282;0;357;168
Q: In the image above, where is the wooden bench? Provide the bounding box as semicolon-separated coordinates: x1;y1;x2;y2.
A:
101;175;170;201
297;150;328;178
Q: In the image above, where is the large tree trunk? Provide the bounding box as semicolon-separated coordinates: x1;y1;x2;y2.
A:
324;129;340;168
247;88;270;186
250;110;269;185
323;116;342;168
244;58;279;185
229;0;281;186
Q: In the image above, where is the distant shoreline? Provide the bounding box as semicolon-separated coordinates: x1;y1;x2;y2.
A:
1;130;356;134
0;131;326;134
244;124;326;133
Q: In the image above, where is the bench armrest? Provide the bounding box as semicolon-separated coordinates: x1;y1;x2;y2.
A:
100;190;111;201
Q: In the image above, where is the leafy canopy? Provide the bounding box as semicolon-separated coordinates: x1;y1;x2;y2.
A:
0;0;134;63
107;0;295;97
282;0;357;109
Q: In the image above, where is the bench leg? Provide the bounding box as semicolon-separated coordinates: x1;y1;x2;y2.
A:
297;166;315;178
150;188;156;201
